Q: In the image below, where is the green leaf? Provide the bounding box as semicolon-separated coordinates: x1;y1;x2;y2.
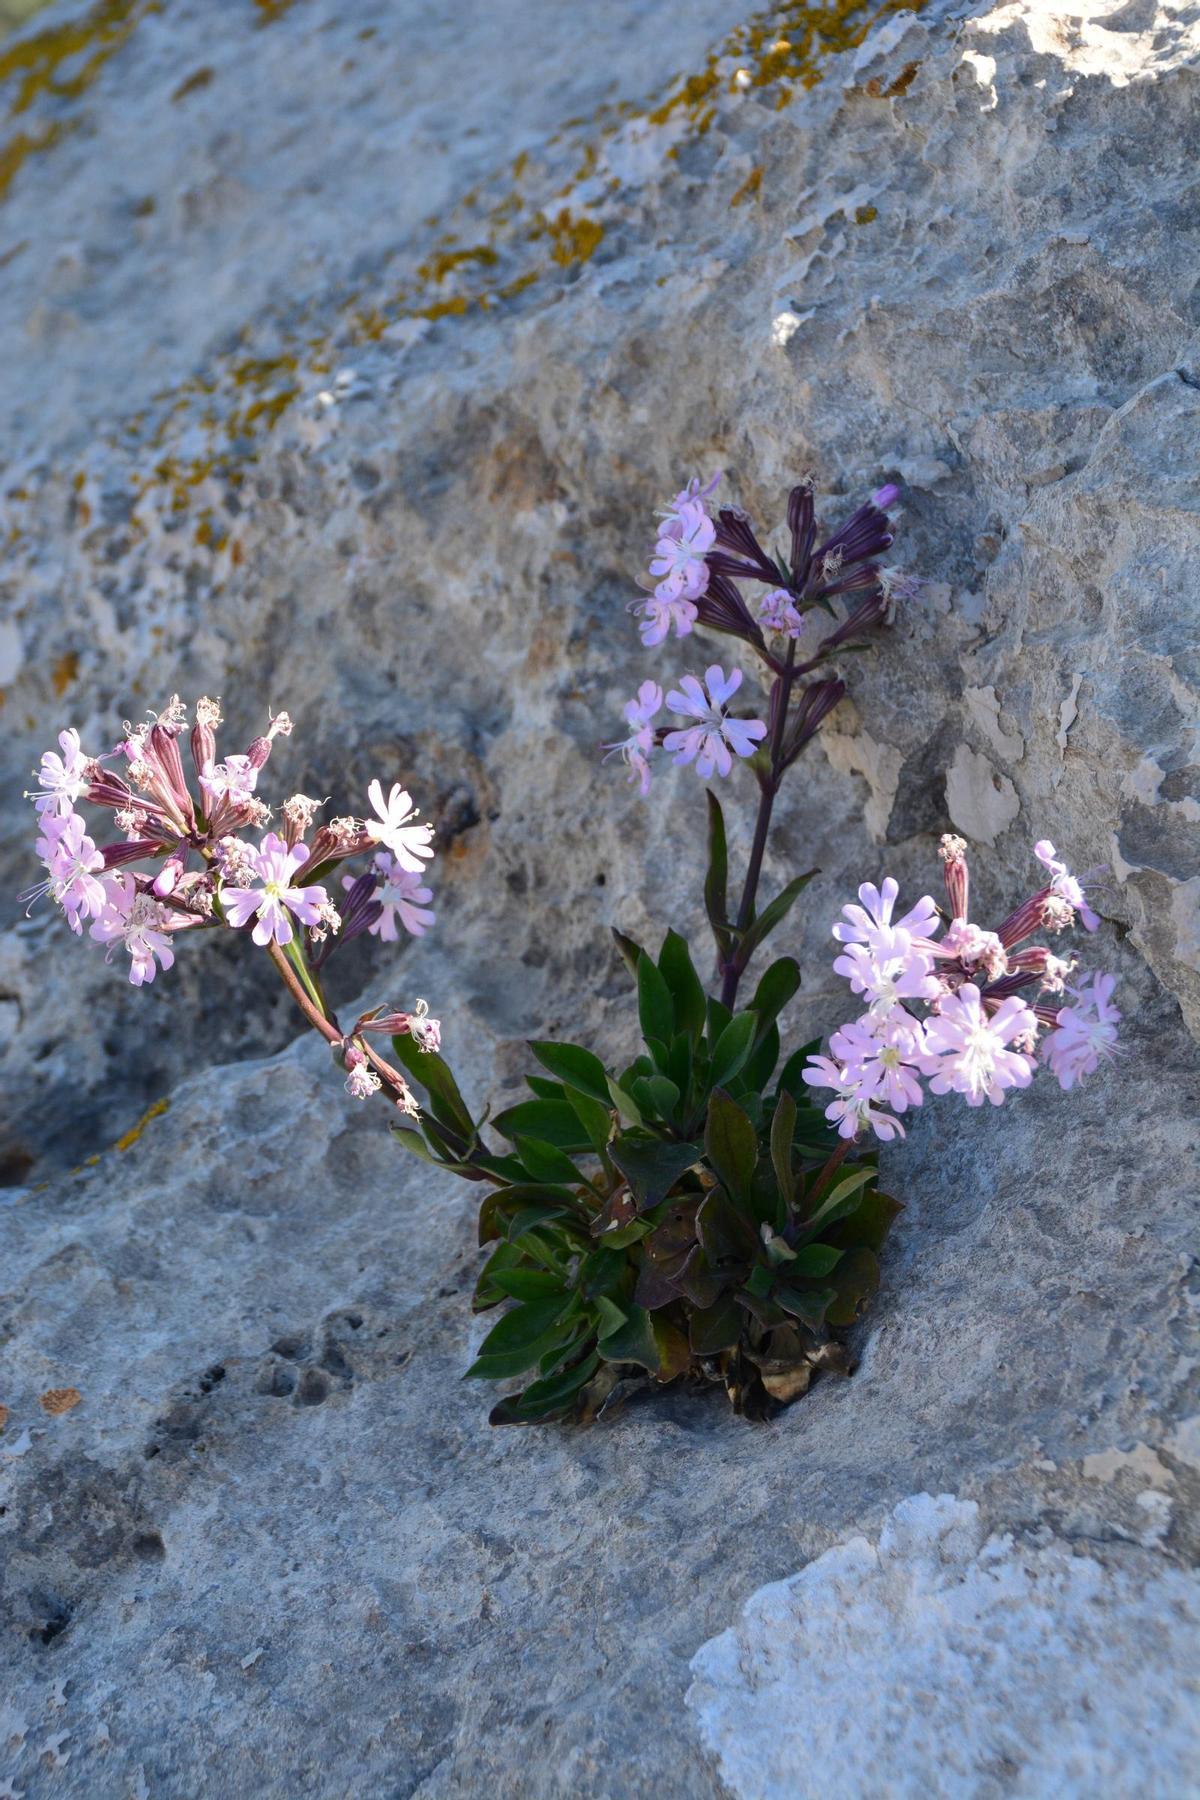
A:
709;1011;758;1090
596;1302;659;1369
513;1133;584;1186
633;1074;681;1121
608;1134;702;1210
477;1182;581;1245
791;1243;843;1277
774;1284;837;1328
391;1122;442;1165
473;1242;526;1310
705;1088;758;1200
824;1187;904;1255
805;1167;877;1231
466;1292;578;1379
696;1188;758;1277
688;1296;742;1355
704;789;730;945
611;927;645;981
705;995;732;1047
659;930;707;1039
389;1037;475;1138
467;1319;580;1383
745;1263;775;1299
748;957;801;1043
825;1246;881;1326
525;1074;566;1100
735;871;818;969
487;1268;570;1301
637;954;675;1048
493;1098;593;1152
488;1352;601;1425
565;1090;613;1156
770;1089;797;1207
593;1296;627;1338
530;1041;612;1104
739;1023;781;1096
606;1074;644;1127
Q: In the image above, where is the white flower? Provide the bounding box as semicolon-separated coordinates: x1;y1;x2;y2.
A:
365;780;435;873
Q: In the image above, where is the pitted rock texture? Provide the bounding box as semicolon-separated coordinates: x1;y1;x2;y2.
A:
1;0;1199;1794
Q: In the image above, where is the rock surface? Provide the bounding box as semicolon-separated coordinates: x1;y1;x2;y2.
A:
1;0;1199;1794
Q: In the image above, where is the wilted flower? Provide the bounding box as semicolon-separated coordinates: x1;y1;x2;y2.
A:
1041;972;1121;1090
1034;840;1101;932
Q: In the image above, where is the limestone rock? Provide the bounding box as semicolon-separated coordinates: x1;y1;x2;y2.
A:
1;0;1198;1793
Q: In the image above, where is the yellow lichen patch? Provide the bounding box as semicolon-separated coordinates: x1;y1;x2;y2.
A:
253;0;300;21
414;293;470;321
0;0;158;202
0;116;64;198
731;165;763;207
0;0;155;115
853;202;877;223
39;1386;82;1415
115;1095;169;1151
416;242;499;283
51;649;78;695
537;208;603;268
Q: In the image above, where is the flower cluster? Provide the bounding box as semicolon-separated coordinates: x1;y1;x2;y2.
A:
610;472;918;795
804;835;1118;1139
23;698;440;1111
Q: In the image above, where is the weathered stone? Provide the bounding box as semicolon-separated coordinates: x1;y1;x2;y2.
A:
1;0;1198;1793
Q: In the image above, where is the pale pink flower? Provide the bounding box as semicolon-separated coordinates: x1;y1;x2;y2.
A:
401;998;441;1053
347;854;435;940
366;780;435;873
831;877;939;948
648;499;714;602
801;1054;907;1142
630;590;698;648
221;831;329;948
200;755;259;810
757;589;806;639
1041;972;1121;1090
37;811;108;932
659;473;721;527
343;1045;382;1100
663;666;767;780
920;984;1036;1107
603;680;662;795
90;876;175;985
31;727;90;817
833;929;940;1015
829;1010;927;1112
1034;840;1100;932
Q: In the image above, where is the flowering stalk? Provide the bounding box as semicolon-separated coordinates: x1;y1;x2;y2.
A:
612;472;904;1006
21;696;445;1121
